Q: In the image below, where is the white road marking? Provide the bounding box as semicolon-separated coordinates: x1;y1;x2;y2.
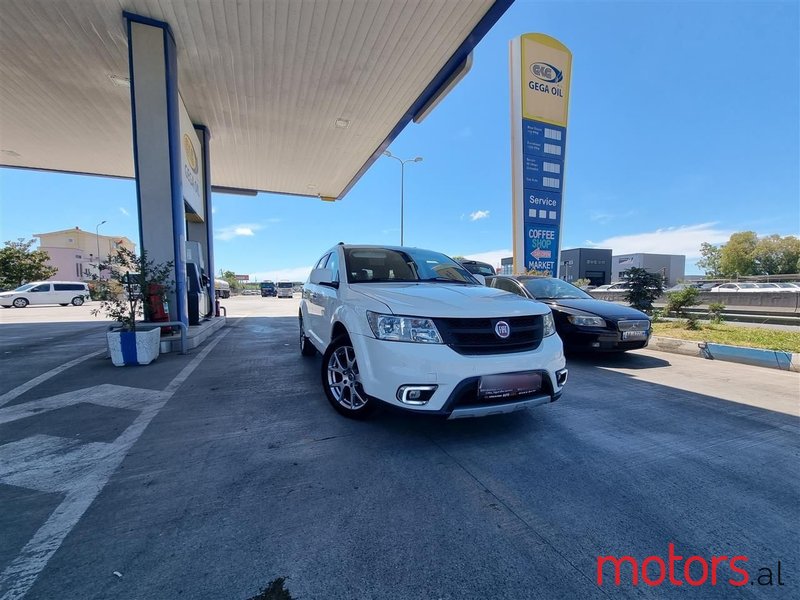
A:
0;329;230;600
0;350;105;408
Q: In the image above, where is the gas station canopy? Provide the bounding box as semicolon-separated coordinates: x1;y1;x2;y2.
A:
0;0;512;200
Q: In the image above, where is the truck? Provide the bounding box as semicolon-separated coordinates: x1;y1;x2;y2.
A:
260;281;276;297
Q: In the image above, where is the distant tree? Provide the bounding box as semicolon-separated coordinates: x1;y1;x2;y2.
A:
718;231;759;277
220;269;242;292
752;234;800;275
0;238;58;289
696;242;722;277
620;267;664;313
451;255;466;263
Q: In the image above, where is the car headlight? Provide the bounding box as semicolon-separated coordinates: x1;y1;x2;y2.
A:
366;311;442;343
543;312;556;337
567;315;606;327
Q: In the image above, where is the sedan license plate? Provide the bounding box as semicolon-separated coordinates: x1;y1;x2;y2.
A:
478;372;542;401
622;330;648;340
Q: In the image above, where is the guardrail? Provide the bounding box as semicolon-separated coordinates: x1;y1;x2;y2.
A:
590;291;800;312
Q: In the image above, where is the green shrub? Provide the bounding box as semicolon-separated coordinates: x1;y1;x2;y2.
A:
665;287;701;318
708;302;726;324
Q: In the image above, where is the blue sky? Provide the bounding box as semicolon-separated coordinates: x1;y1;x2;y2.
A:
1;0;798;282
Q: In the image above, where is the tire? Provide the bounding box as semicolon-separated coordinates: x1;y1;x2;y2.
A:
321;334;376;419
12;298;28;308
71;296;84;306
299;314;317;357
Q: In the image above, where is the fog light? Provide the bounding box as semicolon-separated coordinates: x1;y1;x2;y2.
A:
556;369;568;386
397;385;438;405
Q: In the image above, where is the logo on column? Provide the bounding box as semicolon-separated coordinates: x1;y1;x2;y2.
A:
183;134;198;173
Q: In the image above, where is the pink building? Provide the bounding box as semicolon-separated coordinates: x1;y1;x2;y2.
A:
34;227;136;281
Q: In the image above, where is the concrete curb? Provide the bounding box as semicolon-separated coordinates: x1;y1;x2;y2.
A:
649;336;799;372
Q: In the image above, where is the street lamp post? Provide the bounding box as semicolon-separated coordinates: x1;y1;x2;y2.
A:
95;220;106;277
383;151;422;246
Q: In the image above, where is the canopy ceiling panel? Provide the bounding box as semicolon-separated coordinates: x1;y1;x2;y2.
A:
0;0;510;199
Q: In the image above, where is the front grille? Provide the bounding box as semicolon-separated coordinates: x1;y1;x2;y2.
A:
433;315;544;355
450;371;553;407
617;319;650;332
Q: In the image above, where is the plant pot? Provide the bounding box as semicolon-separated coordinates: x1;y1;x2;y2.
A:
107;327;161;366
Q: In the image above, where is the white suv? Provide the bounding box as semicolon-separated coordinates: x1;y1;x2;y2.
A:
300;244;567;419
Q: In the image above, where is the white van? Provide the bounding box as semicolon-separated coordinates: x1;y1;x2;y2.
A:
276;281;294;298
0;281;91;308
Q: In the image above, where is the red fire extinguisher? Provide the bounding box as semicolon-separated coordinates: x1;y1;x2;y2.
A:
146;283;171;334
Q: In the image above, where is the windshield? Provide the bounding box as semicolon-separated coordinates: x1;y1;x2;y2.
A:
344;247;477;284
462;263;496;276
522;278;592;299
277;282;293;288
13;284;35;292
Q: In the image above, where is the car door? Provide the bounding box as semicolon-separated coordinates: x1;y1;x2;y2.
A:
305;253;331;342
28;282;52;305
315;249;342;346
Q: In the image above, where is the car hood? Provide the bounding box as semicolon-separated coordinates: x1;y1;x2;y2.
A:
542;298;649;320
350;283;550;318
0;292;16;297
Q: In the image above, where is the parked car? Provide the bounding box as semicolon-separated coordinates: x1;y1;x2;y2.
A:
0;281;91;308
592;282;630;292
458;259;497;277
300;244;567;419
487;275;651;352
753;282;800;292
710;283;761;292
665;282;703;293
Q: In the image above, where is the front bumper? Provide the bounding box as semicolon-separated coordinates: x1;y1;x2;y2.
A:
350;332;566;416
559;326;650;352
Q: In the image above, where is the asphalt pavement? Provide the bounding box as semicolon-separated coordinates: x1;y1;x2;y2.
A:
1;297;798;599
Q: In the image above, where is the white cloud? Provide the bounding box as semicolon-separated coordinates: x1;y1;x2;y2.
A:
252;266;312;283
215;223;263;241
469;210;490;221
119;207;130;217
585;223;733;259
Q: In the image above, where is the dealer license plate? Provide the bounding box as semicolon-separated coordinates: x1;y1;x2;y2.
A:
478;372;543;401
622;330;648;340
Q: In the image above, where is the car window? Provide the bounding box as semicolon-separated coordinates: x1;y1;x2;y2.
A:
495;278;525;296
30;284;50;293
14;284;35;292
522;278;592;299
327;250;340;282
462;262;496;276
344;247;476;284
315;253;330;269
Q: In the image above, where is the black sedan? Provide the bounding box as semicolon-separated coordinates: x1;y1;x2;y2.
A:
486;275;652;352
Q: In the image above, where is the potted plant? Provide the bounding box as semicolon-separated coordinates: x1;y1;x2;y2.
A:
90;247;174;366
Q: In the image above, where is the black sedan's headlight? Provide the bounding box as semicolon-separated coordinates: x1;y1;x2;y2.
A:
567;315;607;327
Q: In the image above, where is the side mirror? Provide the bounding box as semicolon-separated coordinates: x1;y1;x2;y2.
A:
309;268;334;285
472;274;486;286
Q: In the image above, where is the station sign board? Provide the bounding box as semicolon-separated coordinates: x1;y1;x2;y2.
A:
510;34;572;276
